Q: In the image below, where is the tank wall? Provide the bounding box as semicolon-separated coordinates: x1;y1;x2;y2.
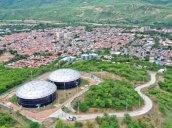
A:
17;91;56;108
52;78;81;89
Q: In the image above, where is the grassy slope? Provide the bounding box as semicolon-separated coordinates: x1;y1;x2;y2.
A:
147;69;172;128
0;0;172;26
148;88;172;128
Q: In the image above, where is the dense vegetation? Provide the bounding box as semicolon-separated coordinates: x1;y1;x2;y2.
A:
145;69;172;127
96;113;119;128
55;114;119;128
68;59;149;82
27;121;42;128
123;114;140;128
148;88;172;128
111;55;161;71
0;0;172;27
0;60;59;94
55;119;74;128
75;80;141;111
0;57;151;97
55;119;95;128
123;114;154;128
0;112;17;127
15;110;42;128
159;69;172;93
55;113;154;128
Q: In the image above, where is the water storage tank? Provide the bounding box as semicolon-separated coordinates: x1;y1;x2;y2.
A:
16;80;57;108
48;69;81;89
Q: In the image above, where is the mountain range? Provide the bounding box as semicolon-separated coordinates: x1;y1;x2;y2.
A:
0;0;172;26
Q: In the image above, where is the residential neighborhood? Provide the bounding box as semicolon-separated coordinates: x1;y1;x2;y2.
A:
0;26;172;68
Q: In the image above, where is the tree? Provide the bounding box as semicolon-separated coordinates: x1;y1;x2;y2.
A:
101;121;109;128
0;113;16;127
55;120;63;128
75;121;83;127
95;114;119;128
9;49;17;55
123;114;139;128
78;80;141;110
79;102;89;112
86;121;94;128
96;116;102;125
28;122;41;128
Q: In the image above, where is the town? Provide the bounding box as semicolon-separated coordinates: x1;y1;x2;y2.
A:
1;0;172;127
0;25;172;68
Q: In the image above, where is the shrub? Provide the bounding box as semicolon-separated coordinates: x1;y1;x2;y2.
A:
55;120;63;128
79;102;89;112
123;114;139;128
86;121;94;128
79;80;141;110
75;121;83;127
96;116;102;125
96;114;119;128
28;121;41;128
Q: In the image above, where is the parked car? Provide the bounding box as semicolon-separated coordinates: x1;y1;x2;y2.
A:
66;116;76;121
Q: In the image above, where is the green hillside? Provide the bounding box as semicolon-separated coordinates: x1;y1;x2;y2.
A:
0;0;172;27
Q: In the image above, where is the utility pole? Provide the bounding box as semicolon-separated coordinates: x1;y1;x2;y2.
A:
126;98;128;113
30;55;33;80
53;81;59;104
139;97;141;108
59;60;60;69
30;70;33;80
76;81;79;114
64;82;66;99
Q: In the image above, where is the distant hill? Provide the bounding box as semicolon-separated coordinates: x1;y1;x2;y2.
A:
144;0;172;5
0;0;172;27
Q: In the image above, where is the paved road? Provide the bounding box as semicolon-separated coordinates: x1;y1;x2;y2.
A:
75;72;156;121
51;72;156;121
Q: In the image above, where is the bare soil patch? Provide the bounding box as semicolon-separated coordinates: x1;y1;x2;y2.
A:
165;13;172;19
158;75;165;82
91;71;122;81
80;6;103;13
42;118;57;128
0;52;14;63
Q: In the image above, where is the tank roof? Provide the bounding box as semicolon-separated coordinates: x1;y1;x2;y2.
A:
16;80;57;99
48;69;81;83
